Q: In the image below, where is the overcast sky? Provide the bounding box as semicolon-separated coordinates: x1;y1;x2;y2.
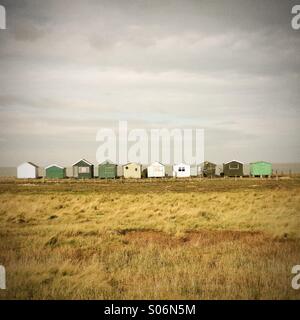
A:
0;0;299;166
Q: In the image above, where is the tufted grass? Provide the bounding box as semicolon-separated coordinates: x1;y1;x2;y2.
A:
0;178;300;299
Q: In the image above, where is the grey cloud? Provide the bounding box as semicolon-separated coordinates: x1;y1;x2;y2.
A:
10;19;48;42
0;0;299;165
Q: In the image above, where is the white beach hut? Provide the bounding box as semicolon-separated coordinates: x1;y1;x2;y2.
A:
147;162;165;178
173;163;191;178
17;162;39;179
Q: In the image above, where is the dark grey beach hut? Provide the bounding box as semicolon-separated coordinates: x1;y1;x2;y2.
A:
223;160;243;177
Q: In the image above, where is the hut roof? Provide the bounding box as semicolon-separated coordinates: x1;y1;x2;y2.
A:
149;161;164;167
99;160;116;165
19;162;39;168
72;158;93;166
203;161;217;166
123;162;141;167
250;161;271;165
224;160;244;165
45;164;65;170
173;163;190;167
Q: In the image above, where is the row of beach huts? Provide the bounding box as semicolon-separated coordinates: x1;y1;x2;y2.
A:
16;159;274;179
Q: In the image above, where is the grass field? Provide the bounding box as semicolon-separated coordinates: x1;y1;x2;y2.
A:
0;177;300;299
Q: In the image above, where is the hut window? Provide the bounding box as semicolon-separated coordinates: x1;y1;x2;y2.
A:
229;163;239;170
179;167;185;172
125;166;128;170
135;168;137;171
79;167;90;173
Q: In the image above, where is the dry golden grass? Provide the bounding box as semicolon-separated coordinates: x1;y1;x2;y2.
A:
0;178;300;299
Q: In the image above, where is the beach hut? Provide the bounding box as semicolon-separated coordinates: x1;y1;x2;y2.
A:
250;161;272;177
123;163;142;179
173;163;191;178
190;165;198;177
147;162;165;178
17;162;39;179
164;165;173;177
202;161;217;177
45;164;66;179
223;160;244;177
72;159;94;179
98;160;117;179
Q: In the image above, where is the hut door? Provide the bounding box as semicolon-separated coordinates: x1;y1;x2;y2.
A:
73;166;79;178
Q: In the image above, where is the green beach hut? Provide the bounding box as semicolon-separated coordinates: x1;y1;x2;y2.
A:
45;164;66;179
98;160;117;179
250;161;272;177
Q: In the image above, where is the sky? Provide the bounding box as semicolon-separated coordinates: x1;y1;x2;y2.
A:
0;0;299;166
